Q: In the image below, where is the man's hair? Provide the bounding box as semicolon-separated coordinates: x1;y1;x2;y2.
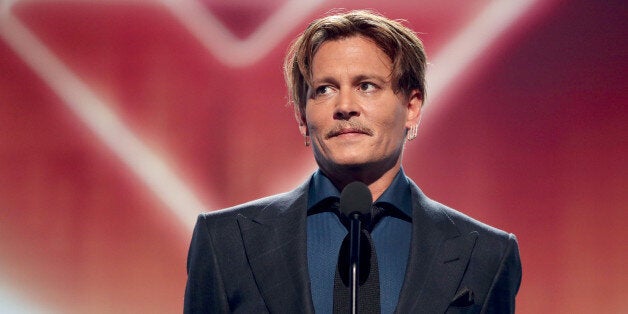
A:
284;10;427;116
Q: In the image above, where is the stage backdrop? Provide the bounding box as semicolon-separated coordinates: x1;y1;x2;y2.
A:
1;0;626;313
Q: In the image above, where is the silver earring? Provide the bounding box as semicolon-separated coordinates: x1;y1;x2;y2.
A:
304;135;310;147
407;124;418;141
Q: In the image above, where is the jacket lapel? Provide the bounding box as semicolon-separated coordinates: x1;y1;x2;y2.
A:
236;183;315;313
395;183;478;313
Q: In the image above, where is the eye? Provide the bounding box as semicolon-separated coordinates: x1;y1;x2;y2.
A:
358;82;377;93
314;85;332;96
316;86;328;95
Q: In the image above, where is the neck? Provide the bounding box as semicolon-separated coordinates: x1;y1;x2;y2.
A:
322;163;402;201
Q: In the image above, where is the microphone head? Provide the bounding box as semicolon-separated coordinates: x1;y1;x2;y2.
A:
339;181;373;218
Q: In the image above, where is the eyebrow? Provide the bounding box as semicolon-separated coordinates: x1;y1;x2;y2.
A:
352;74;390;84
311;73;391;86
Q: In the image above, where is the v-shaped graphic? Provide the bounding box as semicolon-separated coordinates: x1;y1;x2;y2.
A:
0;0;542;232
160;0;327;67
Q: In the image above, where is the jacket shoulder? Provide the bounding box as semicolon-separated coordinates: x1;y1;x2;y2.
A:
438;201;513;239
198;182;308;225
414;189;522;311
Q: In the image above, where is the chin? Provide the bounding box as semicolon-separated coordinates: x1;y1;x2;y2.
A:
333;158;380;173
331;154;371;167
317;156;366;171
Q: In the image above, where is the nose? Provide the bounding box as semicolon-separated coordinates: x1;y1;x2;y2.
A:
333;89;360;120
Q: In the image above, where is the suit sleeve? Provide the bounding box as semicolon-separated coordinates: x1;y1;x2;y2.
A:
481;233;522;313
184;214;230;314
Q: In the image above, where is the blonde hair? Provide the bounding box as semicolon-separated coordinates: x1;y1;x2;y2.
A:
284;10;427;115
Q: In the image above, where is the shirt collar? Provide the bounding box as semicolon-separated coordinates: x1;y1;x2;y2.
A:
375;168;413;218
307;170;341;211
307;168;413;218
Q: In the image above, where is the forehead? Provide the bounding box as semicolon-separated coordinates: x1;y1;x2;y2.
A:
310;36;393;80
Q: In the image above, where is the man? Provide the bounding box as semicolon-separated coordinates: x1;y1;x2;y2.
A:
185;10;521;313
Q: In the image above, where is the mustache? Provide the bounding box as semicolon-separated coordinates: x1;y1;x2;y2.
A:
325;121;374;139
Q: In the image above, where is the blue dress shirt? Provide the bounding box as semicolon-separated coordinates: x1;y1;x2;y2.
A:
306;169;413;314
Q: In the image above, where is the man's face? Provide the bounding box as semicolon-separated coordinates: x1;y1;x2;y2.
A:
298;35;422;180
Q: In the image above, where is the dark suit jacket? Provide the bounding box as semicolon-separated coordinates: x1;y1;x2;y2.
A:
184;178;522;313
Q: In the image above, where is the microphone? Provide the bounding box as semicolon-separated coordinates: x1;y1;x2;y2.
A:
339;181;372;314
340;181;372;220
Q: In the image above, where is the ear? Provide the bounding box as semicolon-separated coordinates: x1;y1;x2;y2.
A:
405;89;423;129
294;106;308;137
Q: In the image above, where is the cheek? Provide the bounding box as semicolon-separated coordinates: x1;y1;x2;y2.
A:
373;107;408;132
305;108;327;133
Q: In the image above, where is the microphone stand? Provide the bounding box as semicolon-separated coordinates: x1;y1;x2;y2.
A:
348;212;362;314
339;181;372;314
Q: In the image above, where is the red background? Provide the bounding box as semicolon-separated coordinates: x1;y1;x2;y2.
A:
1;0;626;313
